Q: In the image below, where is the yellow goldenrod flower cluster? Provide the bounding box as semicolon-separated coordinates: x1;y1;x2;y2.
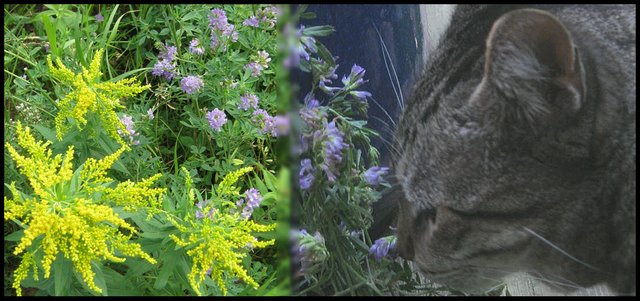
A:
47;49;150;144
4;122;165;296
216;166;253;198
168;167;276;296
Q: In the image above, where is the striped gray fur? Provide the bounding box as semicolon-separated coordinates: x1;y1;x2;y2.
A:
391;4;635;296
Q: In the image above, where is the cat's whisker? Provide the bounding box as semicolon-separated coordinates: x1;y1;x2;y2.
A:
369;96;397;130
372;23;405;112
522;227;601;272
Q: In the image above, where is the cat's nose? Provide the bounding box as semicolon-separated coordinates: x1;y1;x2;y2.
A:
398;236;415;260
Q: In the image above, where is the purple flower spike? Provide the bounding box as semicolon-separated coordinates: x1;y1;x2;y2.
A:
189;38;205;55
369;236;398;261
180;75;204;94
95;13;104;22
319;121;348;183
206;108;227;132
299;159;315;190
244;62;263;77
243;15;260;27
239;93;260;111
271;115;290;137
363;166;390;186
349;90;372;101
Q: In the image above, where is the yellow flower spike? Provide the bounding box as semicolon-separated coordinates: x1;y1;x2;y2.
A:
47;48;149;143
5;124;164;296
216;166;253;197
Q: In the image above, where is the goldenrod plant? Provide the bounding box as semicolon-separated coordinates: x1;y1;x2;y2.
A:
4;122;165;296
47;48;150;143
168;167;276;296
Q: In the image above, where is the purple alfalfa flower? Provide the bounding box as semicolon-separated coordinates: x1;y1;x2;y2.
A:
350;90;372;101
147;108;154;120
299;159;315;190
206;108;227;132
342;64;368;90
319;63;339;85
189;38;205;55
159;43;178;62
244;62;263;77
210;32;219;49
238;92;259;111
243;15;260;28
180;75;204;94
318;120;348;183
245;188;262;209
207;207;216;219
252;109;274;135
369;235;398;262
209;8;228;31
222;24;238;42
196;200;205;209
270;114;290;137
118;114;136;136
363;166;390;186
319;80;342;95
95;13;104;22
152;59;178;81
299;93;326;128
195;210;205;220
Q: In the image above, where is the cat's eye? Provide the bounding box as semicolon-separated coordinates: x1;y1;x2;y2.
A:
414;207;437;232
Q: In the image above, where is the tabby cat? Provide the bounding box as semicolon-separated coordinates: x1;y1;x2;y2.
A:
392;4;635;295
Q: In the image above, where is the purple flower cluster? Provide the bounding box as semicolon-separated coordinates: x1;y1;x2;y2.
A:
369;235;398;262
244;62;263;77
238;92;259;111
180;75;204;94
316;121;348;183
206;108;227;132
252;109;289;137
195;200;216;220
242;15;260;28
208;8;238;51
237;188;263;219
243;6;280;29
299;159;315;190
118;114;140;145
290;229;328;276
363;166;390;186
284;24;318;68
189;38;205;55
152;43;178;81
95;13;104;23
299;94;326;128
244;50;270;77
341;64;371;100
147;108;154;120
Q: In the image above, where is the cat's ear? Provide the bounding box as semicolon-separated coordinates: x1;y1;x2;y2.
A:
470;9;585;125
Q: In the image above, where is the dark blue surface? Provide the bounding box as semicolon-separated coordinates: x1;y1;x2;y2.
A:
292;4;427;165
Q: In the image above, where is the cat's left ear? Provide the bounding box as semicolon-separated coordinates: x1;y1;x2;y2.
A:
470;8;586;123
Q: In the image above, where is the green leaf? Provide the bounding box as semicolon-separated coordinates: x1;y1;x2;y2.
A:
302;25;335;37
4;230;24;241
32;124;57;143
154;249;178;290
42;14;59;57
54;254;71;296
91;262;108;296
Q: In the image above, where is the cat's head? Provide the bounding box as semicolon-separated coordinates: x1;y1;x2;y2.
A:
393;8;602;293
